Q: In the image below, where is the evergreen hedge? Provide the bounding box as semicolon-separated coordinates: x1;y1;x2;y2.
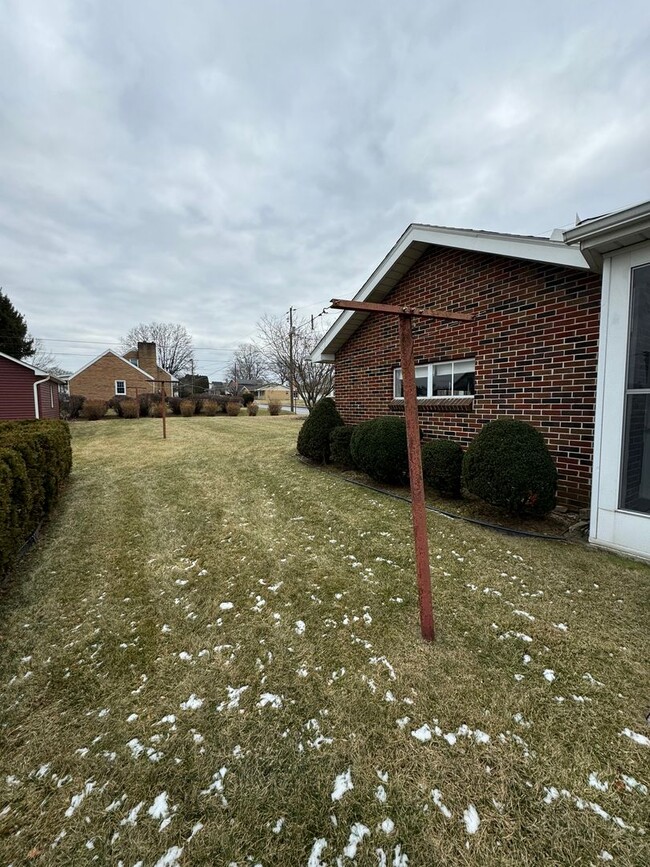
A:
350;417;409;484
0;420;72;578
329;425;355;467
297;398;343;464
421;439;464;497
462;418;557;516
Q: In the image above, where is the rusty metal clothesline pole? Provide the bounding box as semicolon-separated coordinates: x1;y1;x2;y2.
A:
331;299;474;642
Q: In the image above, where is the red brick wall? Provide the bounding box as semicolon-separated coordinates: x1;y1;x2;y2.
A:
334;246;602;508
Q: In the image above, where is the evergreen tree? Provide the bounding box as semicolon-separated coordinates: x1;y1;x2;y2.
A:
0;289;33;360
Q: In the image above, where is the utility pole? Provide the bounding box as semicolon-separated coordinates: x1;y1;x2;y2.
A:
288;306;295;413
191;359;195;396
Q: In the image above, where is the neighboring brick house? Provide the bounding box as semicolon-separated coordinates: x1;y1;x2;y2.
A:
68;342;177;402
0;351;64;420
311;201;650;561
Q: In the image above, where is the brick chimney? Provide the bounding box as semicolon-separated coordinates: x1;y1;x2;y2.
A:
137;342;158;379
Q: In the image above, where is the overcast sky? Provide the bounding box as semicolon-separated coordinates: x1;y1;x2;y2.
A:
1;0;648;378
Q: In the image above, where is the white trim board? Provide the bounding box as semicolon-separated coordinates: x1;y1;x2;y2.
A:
68;349;155;381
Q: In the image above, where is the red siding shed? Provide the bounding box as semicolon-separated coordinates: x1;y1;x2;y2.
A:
0;352;63;420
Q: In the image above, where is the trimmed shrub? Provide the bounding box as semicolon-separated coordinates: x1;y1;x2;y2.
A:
267;399;282;416
0;420;72;578
168;396;182;415
120;398;139;418
226;401;241;417
180;399;196;417
421;439;463;497
139;392;159;417
202;400;219;416
247;402;259;416
350;417;408;484
297;398;344;464
80;399;107;420
462;418;557;516
242;392;255;407
194;398;204;415
67;394;86;420
211;394;242;413
329;425;355;467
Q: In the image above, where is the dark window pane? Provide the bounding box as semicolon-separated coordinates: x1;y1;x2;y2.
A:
453;359;475;395
627;264;650;389
620;393;650;513
432;363;451;395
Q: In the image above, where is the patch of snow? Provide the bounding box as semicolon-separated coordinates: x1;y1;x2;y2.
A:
376;785;387;803
620;728;650;747
411;724;432;742
344;823;370;859
272;817;285;834
331;768;353;801
187;821;203;841
498;631;533;643
463;804;480;834
219;602;234;610
396;717;411;730
621;774;647;795
153;846;183;867
148;792;170;820
552;622;568;632
216;685;249;712
543;669;556;683
431;789;452;819
381;818;395;834
307;838;328;867
257;693;283;709
120;801;144;826
180;694;203;711
598;852;613;862
65;780;96;817
127;713;138;723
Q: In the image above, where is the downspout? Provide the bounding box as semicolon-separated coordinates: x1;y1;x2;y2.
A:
33;376;50;420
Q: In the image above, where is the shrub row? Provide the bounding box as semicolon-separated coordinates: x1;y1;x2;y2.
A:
298;399;558;516
0;420;72;578
68;393;265;420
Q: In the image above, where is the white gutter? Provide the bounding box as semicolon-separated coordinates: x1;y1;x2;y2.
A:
33;376;50;420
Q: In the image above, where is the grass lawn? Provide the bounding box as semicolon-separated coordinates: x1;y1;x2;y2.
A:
1;416;648;866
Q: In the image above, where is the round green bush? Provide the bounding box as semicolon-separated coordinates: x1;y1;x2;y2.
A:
461;418;557;516
297;397;343;464
421;439;463;497
350;416;408;484
329;425;355;467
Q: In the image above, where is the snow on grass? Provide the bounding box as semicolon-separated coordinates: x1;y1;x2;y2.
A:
256;692;283;709
331;768;353;801
343;822;371;858
307;838;328;866
64;780;95;817
411;724;432;742
498;631;533;643
620;728;650;747
216;685;249;712
152;846;183;867
294;620;306;635
552;622;569;632
463;804;480;834
180;694;203;710
120;801;145;826
543;669;556;683
621;775;647;795
148;792;170;820
431;789;452;819
200;767;228;806
271;817;285;834
588;773;608;792
219;602;234;611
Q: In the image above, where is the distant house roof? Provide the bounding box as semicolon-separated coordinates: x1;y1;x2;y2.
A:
0;350;67;384
69;349;155;380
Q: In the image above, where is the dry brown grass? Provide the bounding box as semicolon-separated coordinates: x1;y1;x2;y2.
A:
0;416;648;866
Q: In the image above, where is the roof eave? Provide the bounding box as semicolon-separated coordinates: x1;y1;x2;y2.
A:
310;223;590;362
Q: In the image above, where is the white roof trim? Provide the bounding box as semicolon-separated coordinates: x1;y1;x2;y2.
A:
68;349;155;381
0;350;66;383
564;200;650;270
311;223;590;362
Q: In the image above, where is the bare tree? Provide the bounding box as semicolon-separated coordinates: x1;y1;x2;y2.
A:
226;343;268;383
28;338;70;378
120;322;194;378
256;313;334;411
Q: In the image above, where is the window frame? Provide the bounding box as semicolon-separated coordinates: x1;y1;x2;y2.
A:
393;358;475;400
115;380;127;396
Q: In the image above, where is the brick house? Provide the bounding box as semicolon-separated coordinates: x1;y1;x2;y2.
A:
311;200;650;561
0;350;65;420
68;342;177;402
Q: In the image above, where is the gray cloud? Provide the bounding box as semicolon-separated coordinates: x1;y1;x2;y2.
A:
1;0;648;376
